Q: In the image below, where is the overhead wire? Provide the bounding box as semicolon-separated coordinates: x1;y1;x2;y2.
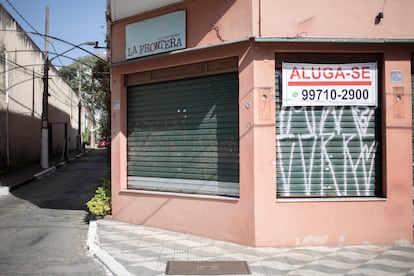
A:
4;0;37;32
1;1;107;126
0;56;43;79
4;0;66;67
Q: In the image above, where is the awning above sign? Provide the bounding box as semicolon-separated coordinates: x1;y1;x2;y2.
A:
282;62;378;107
126;10;186;59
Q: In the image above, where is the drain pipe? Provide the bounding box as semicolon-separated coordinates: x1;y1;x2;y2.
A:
258;0;262;37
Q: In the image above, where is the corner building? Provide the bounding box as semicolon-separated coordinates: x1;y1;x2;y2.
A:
109;0;414;246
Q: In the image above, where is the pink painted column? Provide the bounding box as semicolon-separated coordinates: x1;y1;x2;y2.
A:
383;50;413;240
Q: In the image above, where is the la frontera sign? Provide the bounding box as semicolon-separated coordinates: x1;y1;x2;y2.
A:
126;10;186;59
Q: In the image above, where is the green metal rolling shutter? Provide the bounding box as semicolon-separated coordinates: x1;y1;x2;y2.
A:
127;72;239;197
275;70;381;197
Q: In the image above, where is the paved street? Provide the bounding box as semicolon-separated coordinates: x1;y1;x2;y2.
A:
1;149;414;275
0;149;109;275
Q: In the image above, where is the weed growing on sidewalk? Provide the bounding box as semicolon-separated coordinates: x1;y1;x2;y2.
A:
87;175;111;216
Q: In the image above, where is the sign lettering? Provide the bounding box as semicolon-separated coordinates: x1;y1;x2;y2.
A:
126;11;186;59
282;62;378;107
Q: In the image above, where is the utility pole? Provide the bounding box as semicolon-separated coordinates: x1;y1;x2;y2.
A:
77;66;82;152
40;6;49;169
5;52;9;167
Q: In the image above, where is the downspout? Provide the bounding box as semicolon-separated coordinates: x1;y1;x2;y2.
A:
258;0;262;37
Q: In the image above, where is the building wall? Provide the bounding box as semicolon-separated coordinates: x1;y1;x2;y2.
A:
111;0;414;63
0;5;79;167
247;44;413;246
260;0;414;39
110;0;413;246
111;0;253;64
111;43;257;245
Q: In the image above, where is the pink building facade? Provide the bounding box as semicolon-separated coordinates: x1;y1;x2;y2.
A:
109;0;414;246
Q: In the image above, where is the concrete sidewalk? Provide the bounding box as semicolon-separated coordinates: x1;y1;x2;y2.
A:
2;154;414;275
93;218;414;276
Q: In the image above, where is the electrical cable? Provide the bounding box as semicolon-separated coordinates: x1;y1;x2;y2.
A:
0;55;43;79
4;0;37;33
3;0;75;67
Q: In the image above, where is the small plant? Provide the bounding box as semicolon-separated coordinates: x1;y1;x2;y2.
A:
87;175;111;216
83;128;91;145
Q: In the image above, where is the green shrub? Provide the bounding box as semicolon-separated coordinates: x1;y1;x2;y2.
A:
87;176;111;216
83;128;91;145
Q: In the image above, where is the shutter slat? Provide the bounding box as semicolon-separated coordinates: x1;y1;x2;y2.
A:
127;72;239;197
276;68;380;197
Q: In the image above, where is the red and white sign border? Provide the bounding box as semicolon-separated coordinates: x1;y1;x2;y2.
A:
282;62;378;107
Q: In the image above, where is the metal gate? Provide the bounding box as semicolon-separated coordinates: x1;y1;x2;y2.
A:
127;72;240;197
275;64;381;197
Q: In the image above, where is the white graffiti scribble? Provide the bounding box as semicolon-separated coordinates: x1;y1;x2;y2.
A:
277;106;378;197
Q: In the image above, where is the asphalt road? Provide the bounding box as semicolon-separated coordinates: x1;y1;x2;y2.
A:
0;149;109;275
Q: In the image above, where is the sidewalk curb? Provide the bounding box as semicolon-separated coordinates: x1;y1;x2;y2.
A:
0;186;9;196
33;167;56;180
88;220;133;276
0;150;90;196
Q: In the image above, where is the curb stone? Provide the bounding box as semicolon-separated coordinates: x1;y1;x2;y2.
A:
87;220;133;276
0;185;9;196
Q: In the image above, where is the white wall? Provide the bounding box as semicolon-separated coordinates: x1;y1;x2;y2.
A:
0;5;79;167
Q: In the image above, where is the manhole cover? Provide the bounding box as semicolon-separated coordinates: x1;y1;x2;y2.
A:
165;261;250;275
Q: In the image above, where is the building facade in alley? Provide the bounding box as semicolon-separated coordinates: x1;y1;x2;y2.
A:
0;5;80;168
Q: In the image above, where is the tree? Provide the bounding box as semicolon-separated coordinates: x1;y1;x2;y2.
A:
59;55;110;142
92;58;111;140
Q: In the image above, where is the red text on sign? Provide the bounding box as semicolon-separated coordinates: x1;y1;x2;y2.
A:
289;66;371;80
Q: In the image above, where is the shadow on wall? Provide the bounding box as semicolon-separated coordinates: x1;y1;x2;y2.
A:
0;104;79;168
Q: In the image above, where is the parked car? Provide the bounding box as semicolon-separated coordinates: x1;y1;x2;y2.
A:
98;137;110;148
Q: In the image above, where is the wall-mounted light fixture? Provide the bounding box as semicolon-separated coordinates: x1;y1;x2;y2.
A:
375;12;384;24
93;41;109;49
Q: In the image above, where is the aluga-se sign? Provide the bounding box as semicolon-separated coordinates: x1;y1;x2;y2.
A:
126;10;186;59
282;62;378;107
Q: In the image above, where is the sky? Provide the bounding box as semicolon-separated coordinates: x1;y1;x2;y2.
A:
0;0;107;67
